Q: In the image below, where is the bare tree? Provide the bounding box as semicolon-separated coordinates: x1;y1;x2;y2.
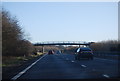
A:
2;9;33;56
90;40;119;52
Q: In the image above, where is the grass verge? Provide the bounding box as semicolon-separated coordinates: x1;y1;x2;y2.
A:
2;53;44;67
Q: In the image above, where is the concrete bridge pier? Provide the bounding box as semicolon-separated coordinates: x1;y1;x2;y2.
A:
85;44;90;47
42;45;44;53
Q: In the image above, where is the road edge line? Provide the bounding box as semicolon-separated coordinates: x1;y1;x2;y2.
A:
11;54;47;80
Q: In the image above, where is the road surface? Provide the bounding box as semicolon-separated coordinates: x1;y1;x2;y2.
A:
12;53;119;80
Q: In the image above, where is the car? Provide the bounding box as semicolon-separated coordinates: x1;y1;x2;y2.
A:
56;50;61;54
75;47;94;60
48;50;54;54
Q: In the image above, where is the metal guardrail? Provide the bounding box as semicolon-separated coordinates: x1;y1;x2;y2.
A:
93;51;120;60
93;51;120;55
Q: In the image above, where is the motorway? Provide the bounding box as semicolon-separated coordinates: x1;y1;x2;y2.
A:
12;53;119;80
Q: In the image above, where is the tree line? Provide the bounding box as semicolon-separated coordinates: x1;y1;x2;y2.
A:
90;40;120;52
33;40;120;54
2;9;119;57
62;40;120;54
2;9;34;57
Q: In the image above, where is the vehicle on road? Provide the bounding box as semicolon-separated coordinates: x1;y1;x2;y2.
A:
56;50;61;54
75;47;94;60
48;50;54;55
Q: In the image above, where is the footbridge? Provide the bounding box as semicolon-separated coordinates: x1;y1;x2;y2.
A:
34;41;95;53
34;41;94;46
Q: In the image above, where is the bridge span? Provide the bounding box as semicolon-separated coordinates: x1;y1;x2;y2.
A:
33;41;95;53
34;41;94;46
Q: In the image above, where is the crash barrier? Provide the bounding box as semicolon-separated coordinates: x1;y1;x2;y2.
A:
93;51;120;60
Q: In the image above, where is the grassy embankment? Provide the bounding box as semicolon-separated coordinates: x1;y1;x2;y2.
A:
2;52;44;67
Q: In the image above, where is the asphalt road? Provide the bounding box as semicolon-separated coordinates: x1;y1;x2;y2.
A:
12;53;119;80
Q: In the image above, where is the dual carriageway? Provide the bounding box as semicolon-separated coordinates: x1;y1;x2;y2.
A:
10;41;119;80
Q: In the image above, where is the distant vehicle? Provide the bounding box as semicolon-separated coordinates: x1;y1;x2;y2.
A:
48;50;54;55
56;50;61;54
75;47;94;60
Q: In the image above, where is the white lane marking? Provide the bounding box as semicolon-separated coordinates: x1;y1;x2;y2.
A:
71;60;75;62
103;74;110;78
81;65;87;68
11;54;47;80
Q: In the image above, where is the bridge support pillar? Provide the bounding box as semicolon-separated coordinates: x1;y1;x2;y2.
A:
85;45;89;47
42;46;44;53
